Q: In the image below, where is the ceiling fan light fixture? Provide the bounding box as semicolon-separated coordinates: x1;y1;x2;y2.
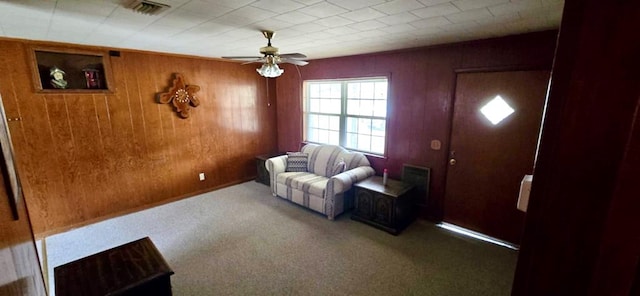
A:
257;62;284;78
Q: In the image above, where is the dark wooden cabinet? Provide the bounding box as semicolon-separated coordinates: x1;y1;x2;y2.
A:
256;153;282;186
55;237;173;296
352;176;416;235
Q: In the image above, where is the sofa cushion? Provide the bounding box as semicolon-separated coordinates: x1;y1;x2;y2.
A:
301;144;371;176
276;172;328;197
331;158;346;176
285;152;308;172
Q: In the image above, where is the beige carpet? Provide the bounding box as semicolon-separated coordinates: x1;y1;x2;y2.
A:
40;181;518;295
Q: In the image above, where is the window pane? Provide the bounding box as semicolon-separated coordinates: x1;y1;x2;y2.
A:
373;100;387;117
371;136;385;154
358;118;371;134
319;99;331;113
346;132;358;148
329;116;340;130
330;84;341;98
310;98;320;112
372;119;385;136
360;82;374;99
329;131;340;145
346;117;358;133
329;99;341;114
360;99;374;116
310;84;320;98
347;99;359;115
374;82;387;100
319;115;329;128
318;129;329;143
319;84;332;98
357;134;371;151
308;114;318;128
308;128;318;142
348;83;360;98
318;83;341;98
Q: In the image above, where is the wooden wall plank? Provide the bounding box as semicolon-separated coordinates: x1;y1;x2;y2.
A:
0;39;278;235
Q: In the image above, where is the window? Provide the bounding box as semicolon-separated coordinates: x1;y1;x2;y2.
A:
303;78;388;155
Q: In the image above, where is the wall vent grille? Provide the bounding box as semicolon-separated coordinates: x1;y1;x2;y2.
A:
127;0;170;15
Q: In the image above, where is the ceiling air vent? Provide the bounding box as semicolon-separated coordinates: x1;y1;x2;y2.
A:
127;0;170;15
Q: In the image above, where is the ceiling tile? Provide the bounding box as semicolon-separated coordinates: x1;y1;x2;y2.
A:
313;16;354;28
417;0;453;6
348;20;388;31
439;21;479;32
325;26;360;36
378;12;421;25
410;16;451;28
328;0;387;11
274;11;319;24
211;0;257;9
488;0;543;16
293;0;324;5
292;22;329;33
379;23;420;33
2;25;48;40
154;10;207;28
341;7;387;22
411;3;460;19
250;0;305;13
56;0;117;17
445;8;493;23
452;0;509;11
183;21;235;36
299;2;348;18
476;12;520;25
179;0;235;18
250;18;295;31
373;0;426;15
213;6;277;26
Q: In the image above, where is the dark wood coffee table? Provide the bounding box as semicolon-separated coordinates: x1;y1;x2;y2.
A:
55;237;174;296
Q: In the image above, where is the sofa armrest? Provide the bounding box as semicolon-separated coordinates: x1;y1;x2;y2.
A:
329;166;376;194
265;155;288;193
325;166;375;219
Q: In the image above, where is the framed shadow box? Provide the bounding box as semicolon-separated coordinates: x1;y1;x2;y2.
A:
29;46;114;93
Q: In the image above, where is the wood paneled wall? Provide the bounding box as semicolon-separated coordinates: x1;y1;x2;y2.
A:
275;31;558;220
0;38;278;236
513;0;640;294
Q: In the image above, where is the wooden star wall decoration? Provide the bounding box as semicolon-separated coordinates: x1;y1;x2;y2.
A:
158;73;201;118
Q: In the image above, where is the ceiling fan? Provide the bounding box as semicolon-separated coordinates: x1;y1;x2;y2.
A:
222;30;309;78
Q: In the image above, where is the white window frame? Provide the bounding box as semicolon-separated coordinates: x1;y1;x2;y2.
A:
303;77;388;155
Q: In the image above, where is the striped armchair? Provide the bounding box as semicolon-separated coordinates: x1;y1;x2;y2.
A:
265;144;375;220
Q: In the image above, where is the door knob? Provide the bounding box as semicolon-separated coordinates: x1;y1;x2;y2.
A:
449;158;457;166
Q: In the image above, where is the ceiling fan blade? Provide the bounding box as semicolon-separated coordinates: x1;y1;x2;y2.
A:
221;56;262;60
281;59;309;66
279;53;307;59
241;59;264;65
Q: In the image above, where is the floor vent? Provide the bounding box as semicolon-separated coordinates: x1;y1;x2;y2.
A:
402;164;430;206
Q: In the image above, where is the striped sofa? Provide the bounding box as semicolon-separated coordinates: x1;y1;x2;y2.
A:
265;144;375;220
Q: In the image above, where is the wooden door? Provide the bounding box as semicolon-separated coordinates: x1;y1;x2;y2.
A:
0;94;47;296
444;70;549;245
